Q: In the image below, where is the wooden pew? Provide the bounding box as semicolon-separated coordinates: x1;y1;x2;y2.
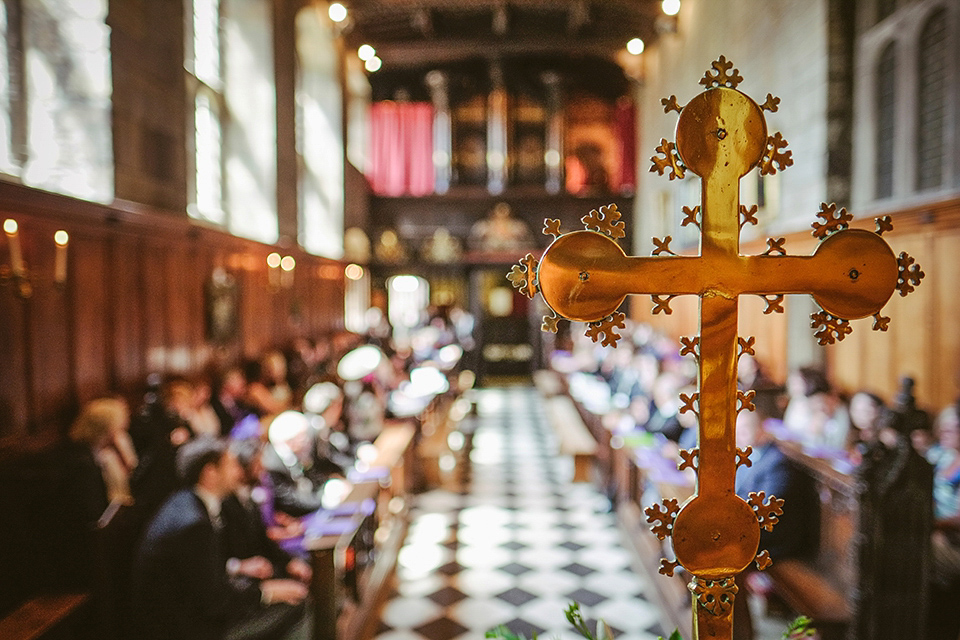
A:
305;422;416;640
767;441;855;639
544;395;597;482
0;446;94;640
0;594;90;640
91;500;146;640
768;438;931;640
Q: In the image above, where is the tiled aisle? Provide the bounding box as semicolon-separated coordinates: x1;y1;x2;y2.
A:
373;387;668;640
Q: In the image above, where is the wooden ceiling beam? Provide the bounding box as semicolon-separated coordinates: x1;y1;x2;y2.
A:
364;36;624;67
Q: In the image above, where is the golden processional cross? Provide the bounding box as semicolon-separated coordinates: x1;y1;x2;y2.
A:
508;57;924;639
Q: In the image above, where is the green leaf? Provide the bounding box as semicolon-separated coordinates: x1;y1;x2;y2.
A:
564;602;594;640
782;615;816;638
486;625;533;640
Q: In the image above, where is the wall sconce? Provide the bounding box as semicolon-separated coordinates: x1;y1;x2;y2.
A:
3;218;31;298
1;220;71;297
279;255;296;289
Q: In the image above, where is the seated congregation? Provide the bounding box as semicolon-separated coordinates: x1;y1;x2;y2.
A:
2;306;473;640
546;320;956;640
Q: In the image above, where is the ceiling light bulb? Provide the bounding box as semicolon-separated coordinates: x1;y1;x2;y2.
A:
365;56;382;72
662;0;681;16
357;44;375;61
328;2;347;23
627;38;645;55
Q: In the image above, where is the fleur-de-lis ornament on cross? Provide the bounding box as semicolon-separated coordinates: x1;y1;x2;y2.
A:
508;56;923;639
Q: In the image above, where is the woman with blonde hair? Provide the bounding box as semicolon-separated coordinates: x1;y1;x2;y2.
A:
69;397;138;510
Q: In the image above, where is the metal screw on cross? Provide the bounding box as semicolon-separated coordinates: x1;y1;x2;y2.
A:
507;55;923;639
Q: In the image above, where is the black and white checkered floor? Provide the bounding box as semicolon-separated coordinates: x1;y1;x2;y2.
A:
373;387;668;640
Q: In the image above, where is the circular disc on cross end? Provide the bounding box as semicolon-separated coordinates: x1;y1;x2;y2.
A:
671;494;761;579
537;230;627;323
810;229;899;319
676;87;767;179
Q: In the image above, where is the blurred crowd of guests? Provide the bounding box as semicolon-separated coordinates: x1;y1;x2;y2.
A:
552;318;960;637
62;300;473;640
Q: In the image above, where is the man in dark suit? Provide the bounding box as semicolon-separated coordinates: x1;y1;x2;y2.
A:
222;438;312;578
735;408;819;560
733;405;820;640
132;437;308;640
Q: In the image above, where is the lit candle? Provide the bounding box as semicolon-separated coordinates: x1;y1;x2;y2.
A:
3;219;24;277
54;230;69;285
280;255;296;289
267;252;281;288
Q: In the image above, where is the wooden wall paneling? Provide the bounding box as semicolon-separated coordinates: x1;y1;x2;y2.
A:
739;293;788;384
297;268;315;336
0;282;29;441
306;271;321;337
828;314;859;397
828;315;886;399
191;244;216;371
71;234;110;407
238;266;255;357
886;231;935;409
289;281;306;338
314;273;330;335
111;236;145;394
268;285;288;349
326;275;346;334
264;266;283;350
241;258;271;356
933;229;960;409
142;242;169;373
163;241;192;372
27;225;74;433
631;293;698;344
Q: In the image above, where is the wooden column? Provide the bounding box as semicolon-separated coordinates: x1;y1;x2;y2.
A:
427;70;451;194
487;62;508;194
542;71;564;194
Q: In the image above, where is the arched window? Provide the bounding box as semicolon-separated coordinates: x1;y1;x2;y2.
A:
875;42;897;199
917;8;948;191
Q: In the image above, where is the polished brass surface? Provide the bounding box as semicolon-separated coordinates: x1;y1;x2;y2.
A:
509;57;924;640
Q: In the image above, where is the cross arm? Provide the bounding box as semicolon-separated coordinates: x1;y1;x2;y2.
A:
538;228;898;323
